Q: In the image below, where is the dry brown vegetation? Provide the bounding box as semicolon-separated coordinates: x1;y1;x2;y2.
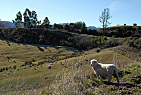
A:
0;26;141;94
0;39;140;94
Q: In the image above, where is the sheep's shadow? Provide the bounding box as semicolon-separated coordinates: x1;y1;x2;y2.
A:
103;81;136;88
119;83;136;88
103;81;118;86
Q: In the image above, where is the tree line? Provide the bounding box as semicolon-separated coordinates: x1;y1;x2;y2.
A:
12;8;87;32
12;8;112;34
53;22;87;32
12;8;50;28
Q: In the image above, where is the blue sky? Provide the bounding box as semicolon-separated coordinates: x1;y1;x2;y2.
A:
0;0;141;27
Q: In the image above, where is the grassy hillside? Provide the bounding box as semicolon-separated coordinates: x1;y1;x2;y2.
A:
0;39;140;94
0;39;79;68
0;39;80;93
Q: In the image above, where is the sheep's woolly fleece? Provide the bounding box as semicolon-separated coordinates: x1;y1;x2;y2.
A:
90;59;119;84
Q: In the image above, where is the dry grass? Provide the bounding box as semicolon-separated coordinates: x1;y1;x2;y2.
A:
0;39;141;94
0;39;78;94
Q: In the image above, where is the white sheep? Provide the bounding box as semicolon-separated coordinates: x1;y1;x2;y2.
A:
90;59;119;84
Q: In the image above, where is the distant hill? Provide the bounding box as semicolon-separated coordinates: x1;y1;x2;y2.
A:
87;26;99;30
0;21;15;28
59;23;69;25
58;23;99;30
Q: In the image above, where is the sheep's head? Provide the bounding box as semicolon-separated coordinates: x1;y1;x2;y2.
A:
90;59;98;67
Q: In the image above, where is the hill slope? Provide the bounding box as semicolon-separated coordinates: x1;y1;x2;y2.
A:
0;39;140;94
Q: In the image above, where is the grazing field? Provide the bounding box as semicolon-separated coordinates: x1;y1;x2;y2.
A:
0;39;141;95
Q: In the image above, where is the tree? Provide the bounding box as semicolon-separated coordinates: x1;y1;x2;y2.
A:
23;8;30;28
99;8;112;34
23;8;39;28
53;23;57;29
67;22;87;31
80;22;87;33
31;11;38;28
63;24;69;30
53;23;63;29
69;23;75;31
37;20;41;28
12;11;22;27
75;22;83;30
42;17;50;28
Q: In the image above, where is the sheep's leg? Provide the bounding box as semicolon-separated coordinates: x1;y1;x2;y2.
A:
97;74;103;83
108;75;112;83
116;76;119;85
96;74;100;81
95;71;103;83
95;73;101;82
99;76;103;82
114;73;119;84
113;71;120;84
